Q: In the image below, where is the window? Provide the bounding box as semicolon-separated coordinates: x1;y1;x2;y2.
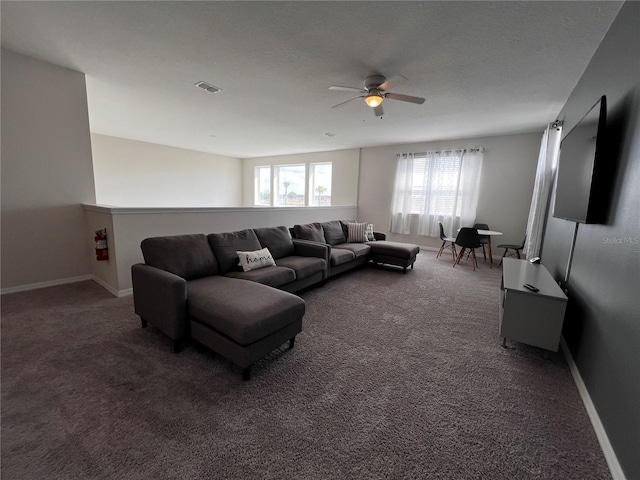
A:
309;163;332;206
390;149;483;236
275;164;306;206
253;162;333;207
410;155;461;215
254;166;271;205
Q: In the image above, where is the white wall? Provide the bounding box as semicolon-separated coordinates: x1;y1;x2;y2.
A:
91;133;242;207
357;132;542;251
1;49;96;292
242;149;360;206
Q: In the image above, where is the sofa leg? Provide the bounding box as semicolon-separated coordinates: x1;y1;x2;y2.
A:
403;266;407;274
242;367;251;381
173;340;182;354
289;336;296;349
141;318;148;328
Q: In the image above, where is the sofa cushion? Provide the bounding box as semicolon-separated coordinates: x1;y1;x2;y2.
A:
368;241;420;259
293;223;325;243
276;256;326;280
224;265;296;287
333;243;371;259
141;234;219;280
322;220;347;246
346;222;368;243
330;248;356;266
237;247;276;272
253;226;295;260
187;276;305;345
208;229;262;274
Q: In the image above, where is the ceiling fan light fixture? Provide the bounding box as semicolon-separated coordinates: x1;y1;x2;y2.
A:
364;94;383;108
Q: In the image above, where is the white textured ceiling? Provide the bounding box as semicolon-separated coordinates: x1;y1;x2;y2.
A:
1;1;623;158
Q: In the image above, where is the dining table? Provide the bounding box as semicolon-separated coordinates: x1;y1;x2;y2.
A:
458;228;504;268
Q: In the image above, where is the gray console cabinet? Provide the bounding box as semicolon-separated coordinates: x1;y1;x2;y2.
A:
499;258;568;352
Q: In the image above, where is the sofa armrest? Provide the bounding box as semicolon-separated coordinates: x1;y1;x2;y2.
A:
131;263;188;341
292;238;330;260
374;232;387;241
293;239;330;279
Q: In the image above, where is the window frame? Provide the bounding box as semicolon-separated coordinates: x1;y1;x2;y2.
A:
254;161;332;207
254;165;272;206
274;164;307;207
309;162;332;207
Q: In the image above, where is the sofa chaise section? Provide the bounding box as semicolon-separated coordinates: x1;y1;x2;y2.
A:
132;233;308;380
188;276;304;380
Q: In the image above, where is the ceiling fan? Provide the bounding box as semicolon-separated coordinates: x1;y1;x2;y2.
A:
329;74;425;117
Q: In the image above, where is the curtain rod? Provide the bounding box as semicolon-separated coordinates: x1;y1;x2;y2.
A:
397;147;485;157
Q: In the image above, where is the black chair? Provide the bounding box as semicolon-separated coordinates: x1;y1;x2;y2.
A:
472;223;489;263
436;222;457;261
497;235;526;267
453;228;482;270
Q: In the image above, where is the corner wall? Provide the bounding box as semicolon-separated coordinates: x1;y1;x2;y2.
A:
1;49;96;292
540;2;640;477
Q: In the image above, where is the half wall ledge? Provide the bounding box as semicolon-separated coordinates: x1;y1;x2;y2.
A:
82;204;358;296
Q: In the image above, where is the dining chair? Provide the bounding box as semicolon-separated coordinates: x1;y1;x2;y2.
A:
472;223;489;263
436;222;457;261
453;227;482;270
497;235;526;267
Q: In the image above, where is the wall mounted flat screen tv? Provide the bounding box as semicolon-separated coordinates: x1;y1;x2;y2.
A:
553;95;607;224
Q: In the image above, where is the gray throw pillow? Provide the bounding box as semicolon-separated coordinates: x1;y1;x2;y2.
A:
293;223;325;243
321;220;347;246
208;229;262;274
141;234;219;280
253;226;295;259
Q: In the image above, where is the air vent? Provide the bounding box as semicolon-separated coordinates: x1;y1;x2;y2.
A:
195;81;221;94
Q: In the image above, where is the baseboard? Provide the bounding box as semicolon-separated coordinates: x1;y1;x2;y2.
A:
90;276;132;298
1;275;92;295
560;336;627;480
0;274;132;298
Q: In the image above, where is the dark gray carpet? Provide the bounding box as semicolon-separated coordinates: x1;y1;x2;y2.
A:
1;254;610;479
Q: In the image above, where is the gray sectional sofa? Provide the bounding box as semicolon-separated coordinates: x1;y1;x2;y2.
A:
132;226;327;380
291;220;420;276
131;222;419;380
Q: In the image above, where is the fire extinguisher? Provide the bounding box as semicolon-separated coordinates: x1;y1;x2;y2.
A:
95;228;109;261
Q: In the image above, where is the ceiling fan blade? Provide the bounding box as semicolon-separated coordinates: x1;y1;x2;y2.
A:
385;92;425;105
331;96;364;108
378;75;407;91
374;104;384;117
329;85;367;93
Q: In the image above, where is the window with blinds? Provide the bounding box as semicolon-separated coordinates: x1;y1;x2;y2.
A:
410;153;462;214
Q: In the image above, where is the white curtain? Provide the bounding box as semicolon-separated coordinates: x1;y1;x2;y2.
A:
390;149;483;236
390;153;414;234
524;124;562;259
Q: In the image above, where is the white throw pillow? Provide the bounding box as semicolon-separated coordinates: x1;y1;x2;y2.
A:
237;247;276;272
365;223;376;242
347;222;368;243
